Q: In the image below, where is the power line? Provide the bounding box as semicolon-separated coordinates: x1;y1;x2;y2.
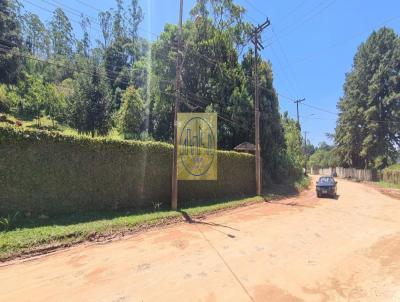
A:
22;0;160;39
277;15;400;69
1;35;297;115
22;0;104;37
301;103;338;116
276;0;308;25
274;0;336;39
271;26;303;96
73;0;100;12
242;0;307;26
0;39;253;129
21;0;285;106
294;98;306;126
269;43;298;96
0;42;253;132
243;0;336;47
38;0;100;25
155;78;252;129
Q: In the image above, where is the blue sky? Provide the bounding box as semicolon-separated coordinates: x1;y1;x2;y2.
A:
21;0;400;145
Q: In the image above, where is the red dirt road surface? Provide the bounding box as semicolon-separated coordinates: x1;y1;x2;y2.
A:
1;177;400;301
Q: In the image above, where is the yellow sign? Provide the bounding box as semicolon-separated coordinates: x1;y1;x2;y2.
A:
177;113;217;180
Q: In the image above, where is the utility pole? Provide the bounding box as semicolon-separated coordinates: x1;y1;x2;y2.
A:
171;0;183;211
251;18;270;196
294;98;305;129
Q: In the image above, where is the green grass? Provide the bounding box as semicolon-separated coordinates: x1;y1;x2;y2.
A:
0;196;265;261
0;113;125;139
0;180;312;262
375;181;400;190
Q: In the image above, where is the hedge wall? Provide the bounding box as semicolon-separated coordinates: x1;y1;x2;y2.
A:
382;166;400;184
0;125;255;216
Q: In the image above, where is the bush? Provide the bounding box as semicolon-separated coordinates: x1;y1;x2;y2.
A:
117;86;145;139
0;125;255;216
382;164;400;184
0;84;11;113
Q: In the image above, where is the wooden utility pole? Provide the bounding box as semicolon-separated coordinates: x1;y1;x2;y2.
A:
171;0;183;210
251;19;270;196
294;98;305;128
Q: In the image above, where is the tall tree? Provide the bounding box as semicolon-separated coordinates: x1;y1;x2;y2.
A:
117;85;145;139
49;8;74;57
98;11;113;49
0;0;23;84
76;16;91;57
70;64;111;136
280;112;304;179
242;50;286;182
335;27;400;168
22;12;48;57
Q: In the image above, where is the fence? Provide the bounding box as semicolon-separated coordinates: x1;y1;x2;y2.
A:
312;167;375;181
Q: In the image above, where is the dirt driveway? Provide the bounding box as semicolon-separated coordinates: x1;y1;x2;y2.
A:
1;177;400;302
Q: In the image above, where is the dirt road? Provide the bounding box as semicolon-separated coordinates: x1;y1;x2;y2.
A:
1;177;400;302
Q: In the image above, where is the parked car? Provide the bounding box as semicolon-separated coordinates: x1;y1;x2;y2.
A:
316;176;337;198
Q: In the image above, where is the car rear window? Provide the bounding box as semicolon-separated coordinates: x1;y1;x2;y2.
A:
319;177;334;184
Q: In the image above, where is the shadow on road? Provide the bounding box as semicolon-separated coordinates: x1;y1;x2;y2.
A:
179;210;238;238
265;201;315;208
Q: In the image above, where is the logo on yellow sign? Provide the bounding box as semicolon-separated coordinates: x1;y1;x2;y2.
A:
177;113;217;180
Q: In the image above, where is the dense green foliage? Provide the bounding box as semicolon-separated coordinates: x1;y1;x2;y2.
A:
277;112;305;179
381;164;400;184
0;125;255;216
308;142;339;169
0;0;308;187
335;28;400;169
117;86;145;139
0;0;22;84
385;164;400;170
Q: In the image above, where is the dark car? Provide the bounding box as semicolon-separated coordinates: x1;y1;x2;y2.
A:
316;176;337;198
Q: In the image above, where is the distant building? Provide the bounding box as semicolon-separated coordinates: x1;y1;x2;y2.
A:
234;142;255;154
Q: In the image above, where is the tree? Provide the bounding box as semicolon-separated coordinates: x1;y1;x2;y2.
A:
76;16;91;57
118;85;145;139
150;3;252;144
0;0;23;84
22;12;48;57
70;65;111;136
49;8;74;57
44;83;67;127
335;27;400;169
98;11;112;49
0;84;11;113
18;74;47;125
281;112;304;179
308;142;339;169
242;50;286;182
102;0;144;109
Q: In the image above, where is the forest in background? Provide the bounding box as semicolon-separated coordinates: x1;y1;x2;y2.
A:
0;0;307;184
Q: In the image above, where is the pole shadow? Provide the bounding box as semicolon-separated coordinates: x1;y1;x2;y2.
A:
179;210;238;238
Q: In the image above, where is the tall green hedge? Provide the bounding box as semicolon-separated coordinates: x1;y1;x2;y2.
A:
0;125;255;216
382;165;400;184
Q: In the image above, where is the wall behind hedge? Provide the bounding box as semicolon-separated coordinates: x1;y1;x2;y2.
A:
0;125;255;216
